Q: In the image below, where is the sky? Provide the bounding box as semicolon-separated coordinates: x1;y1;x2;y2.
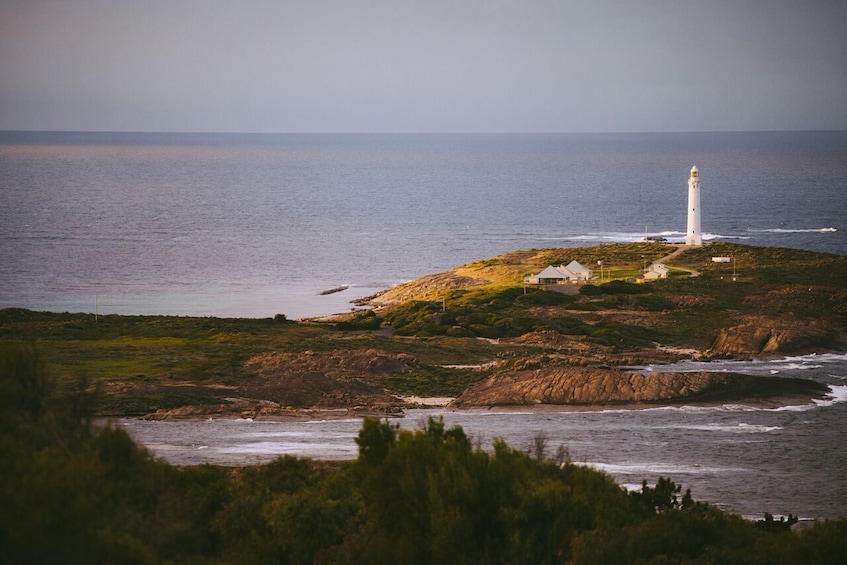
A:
1;0;846;133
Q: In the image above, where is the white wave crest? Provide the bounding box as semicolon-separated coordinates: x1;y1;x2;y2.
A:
813;385;847;407
747;227;838;234
676;423;782;433
779;352;847;364
636;352;847;374
218;441;357;457
584;461;748;476
702;233;751;241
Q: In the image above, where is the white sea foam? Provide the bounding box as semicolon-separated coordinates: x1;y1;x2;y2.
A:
702;233;751;240
666;423;783;433
813;385;847;407
781;352;847;364
584;461;748;476
217;441;357;457
234;431;353;440
560;230;753;245
620;483;646;492
747;227;838;233
636;352;847;375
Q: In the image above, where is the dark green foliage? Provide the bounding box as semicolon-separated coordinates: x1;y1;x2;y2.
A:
383;300;444;336
383;289;555;340
334;309;382;331
355;416;398;465
3;347;847;564
757;512;799;532
634;477;694;513
0;346;228;564
515;289;573;306
380;366;484;397
579;280;648;296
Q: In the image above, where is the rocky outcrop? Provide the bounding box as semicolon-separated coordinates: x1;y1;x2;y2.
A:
452;365;828;407
709;316;840;357
237;349;417;410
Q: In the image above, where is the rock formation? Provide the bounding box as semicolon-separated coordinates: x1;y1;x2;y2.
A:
709;315;840;357
452;365;828;407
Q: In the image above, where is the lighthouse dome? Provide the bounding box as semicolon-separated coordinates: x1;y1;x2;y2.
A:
690;165;699;178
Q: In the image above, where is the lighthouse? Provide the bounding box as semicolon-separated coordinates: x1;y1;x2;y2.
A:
686;165;702;246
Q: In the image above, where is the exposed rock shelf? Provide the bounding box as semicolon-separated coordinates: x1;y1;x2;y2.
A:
452;366;829;407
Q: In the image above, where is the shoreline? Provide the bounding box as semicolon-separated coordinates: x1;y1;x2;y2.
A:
134;384;837;421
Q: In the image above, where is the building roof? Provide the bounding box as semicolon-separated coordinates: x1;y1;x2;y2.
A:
535;265;568;279
564;260;591;274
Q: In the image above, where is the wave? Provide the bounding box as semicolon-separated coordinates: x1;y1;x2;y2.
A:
747;227;838;234
552;231;746;244
702;232;751;241
813;384;847;407
234;431;353;440
636;352;847;374
779;352;847;364
658;423;782;434
583;461;748;476
470;229;775;246
218;441;358;457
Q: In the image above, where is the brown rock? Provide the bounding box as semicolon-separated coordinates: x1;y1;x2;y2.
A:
709;315;839;357
452;366;827;407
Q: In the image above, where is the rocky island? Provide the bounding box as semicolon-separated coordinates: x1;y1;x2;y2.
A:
3;242;844;417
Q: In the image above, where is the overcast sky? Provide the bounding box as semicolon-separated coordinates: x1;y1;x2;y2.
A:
1;0;845;133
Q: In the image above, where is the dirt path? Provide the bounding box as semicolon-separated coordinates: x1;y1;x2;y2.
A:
655;245;700;277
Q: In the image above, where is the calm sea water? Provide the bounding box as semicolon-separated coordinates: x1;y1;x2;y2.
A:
4;132;846;520
1;131;845;318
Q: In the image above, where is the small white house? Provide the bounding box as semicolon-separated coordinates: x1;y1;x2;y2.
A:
642;263;670;281
562;260;593;281
524;261;593;285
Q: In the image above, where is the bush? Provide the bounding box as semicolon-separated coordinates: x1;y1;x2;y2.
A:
515;289;572;306
5;347;847;564
334;309;382;331
580;280;647;296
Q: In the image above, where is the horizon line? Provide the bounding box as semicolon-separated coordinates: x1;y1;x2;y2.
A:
2;128;846;136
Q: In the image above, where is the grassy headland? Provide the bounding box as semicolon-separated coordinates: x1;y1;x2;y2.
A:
1;242;845;416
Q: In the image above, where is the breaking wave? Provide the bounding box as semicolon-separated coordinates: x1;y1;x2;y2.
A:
747;227;838;233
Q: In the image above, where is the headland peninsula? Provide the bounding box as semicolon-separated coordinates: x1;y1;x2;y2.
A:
3;241;844;419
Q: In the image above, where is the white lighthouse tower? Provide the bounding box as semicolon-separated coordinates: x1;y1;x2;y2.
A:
686;165;702;246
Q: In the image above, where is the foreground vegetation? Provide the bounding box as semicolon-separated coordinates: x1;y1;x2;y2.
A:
2;347;846;564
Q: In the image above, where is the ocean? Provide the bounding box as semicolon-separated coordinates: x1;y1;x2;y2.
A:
1;130;845;318
3;131;847;521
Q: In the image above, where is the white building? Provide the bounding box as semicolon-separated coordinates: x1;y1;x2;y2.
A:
641;263;670;281
524;260;593;284
686;165;702;246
